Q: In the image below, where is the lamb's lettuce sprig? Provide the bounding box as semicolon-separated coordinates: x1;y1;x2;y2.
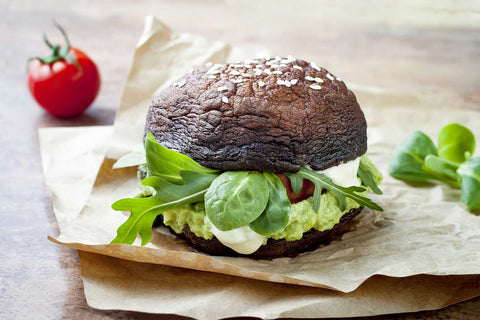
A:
389;123;479;212
111;133;383;245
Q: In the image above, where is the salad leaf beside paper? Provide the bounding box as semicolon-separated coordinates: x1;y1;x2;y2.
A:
390;123;480;212
111;134;383;246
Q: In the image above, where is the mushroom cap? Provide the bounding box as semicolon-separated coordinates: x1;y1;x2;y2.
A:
145;58;367;173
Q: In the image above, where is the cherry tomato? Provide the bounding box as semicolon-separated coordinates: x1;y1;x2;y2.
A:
276;173;316;203
27;23;100;118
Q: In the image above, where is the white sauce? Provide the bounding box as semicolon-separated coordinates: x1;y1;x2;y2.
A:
317;157;361;187
208;222;266;255
206;157;361;254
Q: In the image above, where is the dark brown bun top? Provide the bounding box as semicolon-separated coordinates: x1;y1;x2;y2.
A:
145;57;367;173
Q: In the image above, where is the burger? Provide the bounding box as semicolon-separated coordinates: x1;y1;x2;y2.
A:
111;56;383;259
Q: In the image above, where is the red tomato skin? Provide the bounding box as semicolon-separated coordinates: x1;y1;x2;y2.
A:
276;173;316;203
28;48;100;118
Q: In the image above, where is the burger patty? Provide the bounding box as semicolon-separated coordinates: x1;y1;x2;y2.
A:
145;58;367;173
154;207;363;259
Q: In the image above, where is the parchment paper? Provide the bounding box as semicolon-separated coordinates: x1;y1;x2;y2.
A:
40;16;480;317
41;125;480;318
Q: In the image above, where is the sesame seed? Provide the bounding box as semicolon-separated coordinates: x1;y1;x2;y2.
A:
310;84;322;90
207;65;222;74
290;79;298;85
231;64;243;68
271;71;282;75
287;55;295;61
263;55;271;60
277;79;285;85
270;64;282;69
174;79;186;87
264;69;272;75
310;62;321;71
326;73;334;80
293;65;303;70
284;80;291;87
258;80;265;87
231;78;243;83
266;60;276;66
336;77;342;82
275;56;282;61
222;96;229;103
244;64;252;69
255;69;263;76
205;62;213;67
305;76;315;81
281;57;295;64
315;77;324;83
241;73;251;78
229;70;241;76
244;59;259;64
208;75;216;79
217;86;228;92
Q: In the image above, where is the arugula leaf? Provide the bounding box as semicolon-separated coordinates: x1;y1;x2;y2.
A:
357;157;383;195
438;123;476;164
289;173;304;194
287;167;383;212
204;171;269;231
112;150;146;169
111;171;217;245
457;157;480;212
145;133;218;183
249;173;291;236
389;131;439;181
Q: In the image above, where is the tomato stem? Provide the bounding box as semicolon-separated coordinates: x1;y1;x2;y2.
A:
53;19;72;48
26;21;82;72
43;34;55;49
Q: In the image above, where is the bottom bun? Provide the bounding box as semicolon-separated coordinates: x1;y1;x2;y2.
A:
154;207;363;259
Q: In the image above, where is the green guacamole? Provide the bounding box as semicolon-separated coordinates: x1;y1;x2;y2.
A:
158;155;382;241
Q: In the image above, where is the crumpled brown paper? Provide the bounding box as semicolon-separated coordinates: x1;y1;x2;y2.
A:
40;16;480;317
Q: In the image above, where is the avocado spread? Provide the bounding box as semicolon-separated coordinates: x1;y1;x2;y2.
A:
157;155;382;241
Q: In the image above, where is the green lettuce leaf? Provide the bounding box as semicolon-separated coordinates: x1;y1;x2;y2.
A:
438;123;475;164
111;171;217;245
204;171;269;231
249;173;291;236
145;133;218;183
457;157;480;212
357;157;383;195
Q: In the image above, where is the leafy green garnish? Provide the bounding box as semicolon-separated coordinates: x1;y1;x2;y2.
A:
287;167;383;212
112;134;383;245
204;171;269;231
424;155;460;187
358;157;383;195
145;133;218;183
111;171;218;245
249;173;291;236
457;157;480;212
389;131;440;181
389;123;479;212
438;123;476;164
112;150;146;169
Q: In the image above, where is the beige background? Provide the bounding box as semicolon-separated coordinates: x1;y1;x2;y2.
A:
2;0;480;319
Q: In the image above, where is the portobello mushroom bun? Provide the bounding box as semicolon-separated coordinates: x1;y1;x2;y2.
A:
111;57;383;259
